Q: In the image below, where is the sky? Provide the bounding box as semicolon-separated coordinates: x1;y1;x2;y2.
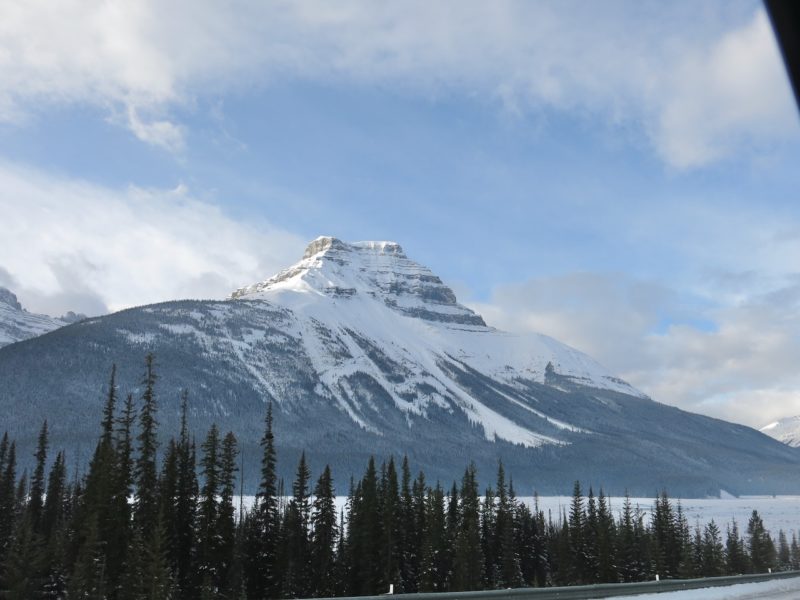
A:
1;0;800;428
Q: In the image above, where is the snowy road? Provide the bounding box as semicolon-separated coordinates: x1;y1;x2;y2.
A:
609;575;800;599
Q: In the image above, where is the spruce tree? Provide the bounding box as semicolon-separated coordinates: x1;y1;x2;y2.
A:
567;481;585;584
777;530;791;571
134;353;159;539
596;489;617;583
419;483;447;592
173;392;197;599
310;464;338;598
747;510;775;573
217;431;239;597
452;463;483;591
283;451;311;597
701;520;725;577
197;424;221;594
725;520;748;575
379;457;402;593
245;401;280;600
29;420;49;533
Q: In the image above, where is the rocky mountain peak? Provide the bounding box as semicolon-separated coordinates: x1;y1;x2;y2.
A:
0;287;23;311
231;237;486;326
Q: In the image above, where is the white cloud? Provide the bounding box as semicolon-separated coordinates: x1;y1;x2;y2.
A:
0;1;795;165
0;161;306;315
471;273;800;428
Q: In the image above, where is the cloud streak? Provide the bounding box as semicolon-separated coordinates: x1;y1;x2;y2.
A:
471;272;800;428
0;1;795;165
0;162;305;315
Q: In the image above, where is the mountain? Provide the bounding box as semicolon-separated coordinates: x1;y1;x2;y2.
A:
761;417;800;448
0;287;82;347
1;237;798;496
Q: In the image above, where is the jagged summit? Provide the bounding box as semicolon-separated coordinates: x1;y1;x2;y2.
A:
761;416;800;448
0;286;69;348
0;287;23;311
230;236;486;326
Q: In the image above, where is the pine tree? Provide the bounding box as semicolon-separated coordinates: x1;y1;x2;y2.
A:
134;353;159;539
379;457;402;593
451;463;483;591
419;483;447;592
0;441;17;572
217;431;239;597
747;510;776;573
172;392;197;599
497;465;521;588
596;489;617;583
701;520;725;577
583;487;600;583
197;424;221;595
310;464;338;597
567;481;585;584
29;420;49;533
245;401;281;600
68;515;106;600
790;532;800;570
725;520;748;575
777;530;791;571
283;451;312;597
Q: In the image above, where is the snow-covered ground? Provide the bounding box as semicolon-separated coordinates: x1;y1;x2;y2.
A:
609;575;800;599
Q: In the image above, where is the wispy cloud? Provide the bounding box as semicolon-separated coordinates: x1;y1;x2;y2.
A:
0;161;305;315
471;272;800;428
0;1;795;165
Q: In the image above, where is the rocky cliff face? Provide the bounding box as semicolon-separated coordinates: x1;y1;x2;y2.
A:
0;287;75;348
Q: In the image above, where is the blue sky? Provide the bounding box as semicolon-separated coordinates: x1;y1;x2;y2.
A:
2;0;800;427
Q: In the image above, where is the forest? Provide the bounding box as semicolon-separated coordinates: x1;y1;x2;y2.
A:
0;354;797;599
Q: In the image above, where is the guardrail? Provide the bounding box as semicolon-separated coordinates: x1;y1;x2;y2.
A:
315;570;800;600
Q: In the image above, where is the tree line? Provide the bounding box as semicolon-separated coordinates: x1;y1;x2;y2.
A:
0;355;798;599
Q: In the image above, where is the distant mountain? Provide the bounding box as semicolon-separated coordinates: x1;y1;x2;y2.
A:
1;237;798;496
0;287;85;347
761;417;800;448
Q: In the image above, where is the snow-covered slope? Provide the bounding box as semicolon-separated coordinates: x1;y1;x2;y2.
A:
0;287;73;348
230;236;640;447
1;237;799;495
761;417;800;448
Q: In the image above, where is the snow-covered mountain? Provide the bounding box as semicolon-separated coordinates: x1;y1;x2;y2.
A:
761;417;800;448
228;236;640;446
1;237;798;495
0;287;80;348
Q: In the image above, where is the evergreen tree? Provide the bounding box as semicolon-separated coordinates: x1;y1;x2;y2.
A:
496;465;521;588
172;392;197;599
134;353;159;539
725;520;748;575
701;520;725;577
451;463;483;591
282;451;312;598
245;401;280;600
583;487;600;583
596;489;617;583
777;530;791;571
68;515;106;600
567;481;585;584
310;464;338;598
747;510;776;573
0;441;17;572
197;424;221;595
29;420;49;533
419;483;448;592
217;431;238;597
